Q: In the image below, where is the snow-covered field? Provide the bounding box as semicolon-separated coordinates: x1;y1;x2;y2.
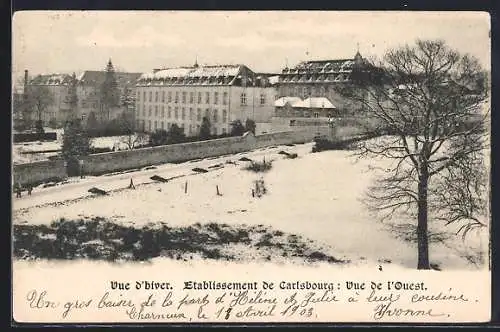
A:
12;141;489;270
12;128;148;164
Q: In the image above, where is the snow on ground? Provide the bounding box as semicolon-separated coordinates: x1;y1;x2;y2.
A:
12;130;148;164
12;141;489;270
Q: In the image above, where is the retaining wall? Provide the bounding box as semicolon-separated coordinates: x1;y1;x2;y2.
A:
13;159;67;187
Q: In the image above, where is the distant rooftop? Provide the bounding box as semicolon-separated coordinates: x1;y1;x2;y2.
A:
30;71;142;87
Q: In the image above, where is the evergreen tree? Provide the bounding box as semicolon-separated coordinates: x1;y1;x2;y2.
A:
199;116;212;140
168;124;186;144
66;72;79;121
120;86;135;111
86;112;99;130
149;129;168;146
100;59;120;121
230;120;246;136
245;118;256;134
62;119;91;176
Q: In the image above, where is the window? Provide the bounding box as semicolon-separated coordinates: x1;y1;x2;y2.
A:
136;120;140;129
222;128;227;135
189;108;193;120
189;92;194;104
260;94;266;105
213;109;218;123
154;120;158;130
149;106;152;117
148;120;152;131
197;108;201;121
198;92;202;103
189;125;192;135
214;92;219;104
213;127;218;135
320;86;326;96
175;92;179;103
222;110;227;123
155;91;159;102
143;107;146;117
205;109;210;119
182;108;186;120
174;107;178;119
162;91;165;103
196;124;200;133
182;92;187;104
161;106;165;118
302;87;309;98
161;121;164;130
240;93;247;105
155;105;158;117
168;106;171;118
136;92;140;101
168;91;172;103
143;91;146;101
149;91;152;102
205;92;210;104
223;92;228;105
314;112;319;118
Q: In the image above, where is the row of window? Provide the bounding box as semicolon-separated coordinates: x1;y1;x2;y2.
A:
282;86;329;98
136;90;268;106
137;90;229;105
137;120;227;136
137;105;228;123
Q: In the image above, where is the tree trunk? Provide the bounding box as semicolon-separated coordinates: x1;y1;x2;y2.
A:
417;167;430;270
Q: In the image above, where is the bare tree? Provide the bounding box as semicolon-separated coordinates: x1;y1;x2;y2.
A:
26;85;54;132
345;39;489;269
117;112;147;150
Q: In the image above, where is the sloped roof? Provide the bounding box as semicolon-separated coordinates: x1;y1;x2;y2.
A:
139;65;242;81
79;71;142;87
30;74;73;85
293;97;336;109
268;75;280;85
274;97;302;107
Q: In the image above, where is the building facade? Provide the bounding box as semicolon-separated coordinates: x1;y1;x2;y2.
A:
135;64;277;136
77;71;141;124
276;52;366;113
28;73;74;124
26;70;141;126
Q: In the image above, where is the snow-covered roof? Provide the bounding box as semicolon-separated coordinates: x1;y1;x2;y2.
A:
268;75;280;85
30;74;73;85
293;97;336;109
274;97;302;107
139;65;241;81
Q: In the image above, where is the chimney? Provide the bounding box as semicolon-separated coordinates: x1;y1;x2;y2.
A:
24;69;29;92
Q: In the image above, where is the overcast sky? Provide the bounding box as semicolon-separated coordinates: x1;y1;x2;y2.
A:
12;11;490;82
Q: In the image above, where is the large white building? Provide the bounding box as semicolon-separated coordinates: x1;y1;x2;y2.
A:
135;64;277;136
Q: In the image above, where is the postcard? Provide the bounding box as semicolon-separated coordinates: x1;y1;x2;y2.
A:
12;10;491;324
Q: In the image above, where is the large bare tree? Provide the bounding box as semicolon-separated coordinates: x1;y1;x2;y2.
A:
345;39;489;269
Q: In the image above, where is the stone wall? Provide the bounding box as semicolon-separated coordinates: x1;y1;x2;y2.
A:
14;127;363;184
13;159;67;187
82;133;257;175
